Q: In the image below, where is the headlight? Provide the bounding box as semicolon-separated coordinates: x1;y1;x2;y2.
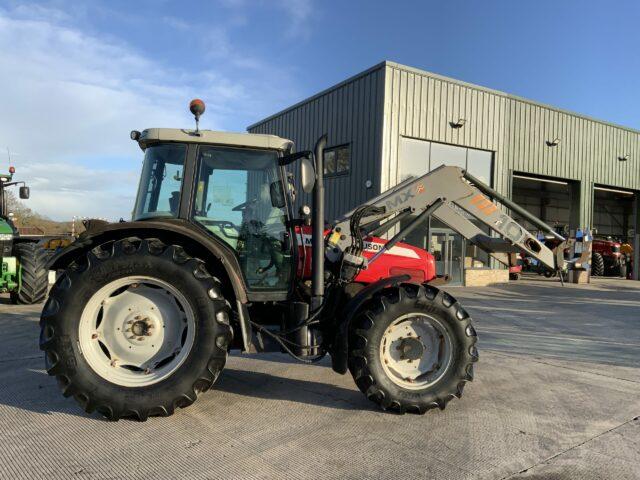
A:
0;234;13;241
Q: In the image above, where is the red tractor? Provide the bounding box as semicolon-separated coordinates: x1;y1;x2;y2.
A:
41;101;563;420
591;237;628;277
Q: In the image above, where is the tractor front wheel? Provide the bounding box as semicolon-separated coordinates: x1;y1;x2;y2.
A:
348;283;477;414
11;242;50;305
591;253;605;276
40;237;232;421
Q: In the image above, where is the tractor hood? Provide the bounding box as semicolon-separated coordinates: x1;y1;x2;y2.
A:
0;218;14;236
0;218;14;258
135;128;293;152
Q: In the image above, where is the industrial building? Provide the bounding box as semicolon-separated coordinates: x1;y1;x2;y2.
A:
249;61;639;285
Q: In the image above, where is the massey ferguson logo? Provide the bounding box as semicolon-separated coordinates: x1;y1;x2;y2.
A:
364;241;420;259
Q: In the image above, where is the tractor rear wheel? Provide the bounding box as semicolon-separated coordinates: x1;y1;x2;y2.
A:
40;237;233;421
348;283;477;414
592;252;605;276
11;242;50;305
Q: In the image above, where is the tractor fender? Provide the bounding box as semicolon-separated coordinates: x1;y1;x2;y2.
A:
331;274;410;374
48;219;249;304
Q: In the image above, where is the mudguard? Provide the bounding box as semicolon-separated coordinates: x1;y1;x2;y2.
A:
47;218;250;303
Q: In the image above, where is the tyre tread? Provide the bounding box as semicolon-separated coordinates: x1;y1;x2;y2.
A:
11;242;50;305
347;283;477;415
40;237;232;421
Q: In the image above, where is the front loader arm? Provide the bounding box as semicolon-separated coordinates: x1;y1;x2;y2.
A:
328;165;565;272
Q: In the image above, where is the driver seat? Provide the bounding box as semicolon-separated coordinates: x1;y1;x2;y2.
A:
169;191;180;215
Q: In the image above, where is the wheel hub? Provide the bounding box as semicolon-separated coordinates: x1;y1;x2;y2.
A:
379;313;453;390
125;314;158;344
78;276;196;387
396;337;424;361
131;319;150;337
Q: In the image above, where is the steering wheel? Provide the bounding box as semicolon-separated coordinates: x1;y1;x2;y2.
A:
232;198;257;212
198;219;240;238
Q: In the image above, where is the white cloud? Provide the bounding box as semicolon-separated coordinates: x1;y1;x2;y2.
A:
0;4;304;221
17;161;140;221
277;0;314;38
216;0;314;38
0;7;202;221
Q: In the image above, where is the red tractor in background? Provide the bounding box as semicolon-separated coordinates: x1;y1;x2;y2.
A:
591;237;631;277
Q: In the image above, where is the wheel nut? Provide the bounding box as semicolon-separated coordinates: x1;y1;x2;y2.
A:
91;333;98;339
144;368;152;374
110;360;118;367
216;311;229;325
208;288;221;299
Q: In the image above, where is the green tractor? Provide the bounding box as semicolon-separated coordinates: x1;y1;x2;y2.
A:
0;167;50;304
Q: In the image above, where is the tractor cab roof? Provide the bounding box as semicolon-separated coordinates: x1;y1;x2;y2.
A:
135;128;293;152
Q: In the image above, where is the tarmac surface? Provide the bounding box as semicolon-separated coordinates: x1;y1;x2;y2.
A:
0;275;638;479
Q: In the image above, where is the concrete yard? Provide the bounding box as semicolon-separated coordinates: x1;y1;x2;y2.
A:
0;276;638;479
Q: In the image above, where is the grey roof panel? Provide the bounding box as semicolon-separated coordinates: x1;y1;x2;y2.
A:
138;128;292;151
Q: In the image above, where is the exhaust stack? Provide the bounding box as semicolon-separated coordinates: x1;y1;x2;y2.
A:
311;134;327;309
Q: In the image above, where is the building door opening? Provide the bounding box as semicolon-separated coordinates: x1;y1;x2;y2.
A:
397;138;494;284
511;173;578;237
592;185;637;278
430;228;464;285
401;218;465;285
593;186;635;239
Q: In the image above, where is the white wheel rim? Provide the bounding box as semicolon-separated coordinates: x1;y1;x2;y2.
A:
379;313;453;390
78;276;196;387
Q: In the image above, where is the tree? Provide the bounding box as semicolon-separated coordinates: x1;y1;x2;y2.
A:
4;189;38;224
3;189;73;236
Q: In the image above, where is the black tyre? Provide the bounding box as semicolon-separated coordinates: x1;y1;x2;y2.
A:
11;242;50;305
348;283;477;414
509;272;521;281
40;237;233;421
591;253;605;276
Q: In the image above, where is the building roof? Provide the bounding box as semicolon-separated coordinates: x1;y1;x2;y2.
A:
248;60;640;136
137;128;293;151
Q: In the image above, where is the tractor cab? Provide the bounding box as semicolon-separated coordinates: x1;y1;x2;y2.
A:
130;126;302;293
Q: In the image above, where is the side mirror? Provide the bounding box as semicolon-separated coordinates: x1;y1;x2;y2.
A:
300;157;315;193
269;181;286;209
19;186;30;199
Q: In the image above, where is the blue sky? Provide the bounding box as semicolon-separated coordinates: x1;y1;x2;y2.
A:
0;0;638;220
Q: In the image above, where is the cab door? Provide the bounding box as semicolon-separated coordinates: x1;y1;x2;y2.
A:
191;145;294;292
